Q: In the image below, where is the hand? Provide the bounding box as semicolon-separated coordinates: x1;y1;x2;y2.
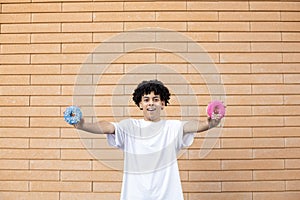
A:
207;117;221;129
74;118;84;129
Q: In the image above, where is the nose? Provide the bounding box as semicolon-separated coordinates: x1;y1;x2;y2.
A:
148;100;154;105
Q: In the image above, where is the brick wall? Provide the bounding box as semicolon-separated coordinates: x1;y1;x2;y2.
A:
1;1;300;200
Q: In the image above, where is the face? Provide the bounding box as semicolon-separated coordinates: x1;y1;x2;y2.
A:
139;91;165;122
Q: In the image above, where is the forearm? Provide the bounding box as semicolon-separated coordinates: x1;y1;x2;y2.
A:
183;120;209;134
75;120;115;134
183;118;220;134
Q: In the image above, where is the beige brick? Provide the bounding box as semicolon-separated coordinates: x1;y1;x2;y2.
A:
252;64;300;73
62;63;123;74
0;138;29;148
0;170;59;181
253;106;300;116
189;149;252;160
222;159;284;170
254;148;300;159
178;160;220;170
0;107;60;117
221;138;284;149
224;116;283;127
31;33;92;43
284;95;300;104
93;182;122;192
125;22;187;31
32;13;92;23
30;160;91;170
217;127;252;138
283;53;300;62
285;116;300;126
0;65;60;74
251;22;300;32
254;192;300;200
250;2;300;11
282;33;300;41
253;85;300;95
0;192;59;200
189;192;252;200
60;192;119;200
222;181;285;192
61;149;122;160
30;138;88;149
0;34;30;44
281;12;300;21
1;44;60;54
0;75;30;85
30;96;71;106
182;182;221;192
1;86;61;95
94;12;155;22
286;159;300;169
189;170;252;181
188;22;249;32
220;32;281;41
0;160;29;170
286;138;300;148
286;180;300;190
30;117;66;128
220;53;282;63
219;12;280;21
190;42;250;53
0;149;60;159
125;1;186;11
31;75;92;85
222;74;282;84
30;181;92;192
31;54;90;64
254;169;300;181
1;23;61;33
183;32;219;42
253;127;300;138
62;2;123;12
224;85;252;94
0;117;29;128
61;171;122;182
187;1;249;11
156;12;218;21
0;181;28;191
62;22;123;33
0;55;30;64
2;2;61;13
0;128;59;138
213;64;251;74
0;13;30;23
157;52;218;64
226;95;283;105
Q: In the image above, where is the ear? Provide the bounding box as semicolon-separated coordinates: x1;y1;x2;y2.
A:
139;102;143;110
161;101;165;110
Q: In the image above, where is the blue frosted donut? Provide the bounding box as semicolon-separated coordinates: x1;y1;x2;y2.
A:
64;106;82;125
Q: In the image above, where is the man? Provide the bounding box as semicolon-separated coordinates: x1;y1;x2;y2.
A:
74;80;221;200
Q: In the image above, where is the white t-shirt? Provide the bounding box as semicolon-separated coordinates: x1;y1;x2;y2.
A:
107;119;194;200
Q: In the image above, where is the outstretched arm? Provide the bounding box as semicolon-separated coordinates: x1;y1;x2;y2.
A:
183;118;221;134
74;118;115;134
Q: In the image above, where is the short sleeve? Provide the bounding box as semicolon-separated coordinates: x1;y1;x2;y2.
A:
107;122;125;149
178;121;195;149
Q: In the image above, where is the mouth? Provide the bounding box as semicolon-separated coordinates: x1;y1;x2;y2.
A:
147;108;156;111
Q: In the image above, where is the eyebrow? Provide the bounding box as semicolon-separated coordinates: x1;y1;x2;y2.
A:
142;95;160;99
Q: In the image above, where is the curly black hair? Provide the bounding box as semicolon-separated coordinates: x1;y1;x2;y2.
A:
132;80;170;107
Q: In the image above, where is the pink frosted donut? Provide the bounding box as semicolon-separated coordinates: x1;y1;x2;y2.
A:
206;100;226;119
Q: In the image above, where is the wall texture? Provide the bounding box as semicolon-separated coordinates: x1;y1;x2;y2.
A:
0;0;300;200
